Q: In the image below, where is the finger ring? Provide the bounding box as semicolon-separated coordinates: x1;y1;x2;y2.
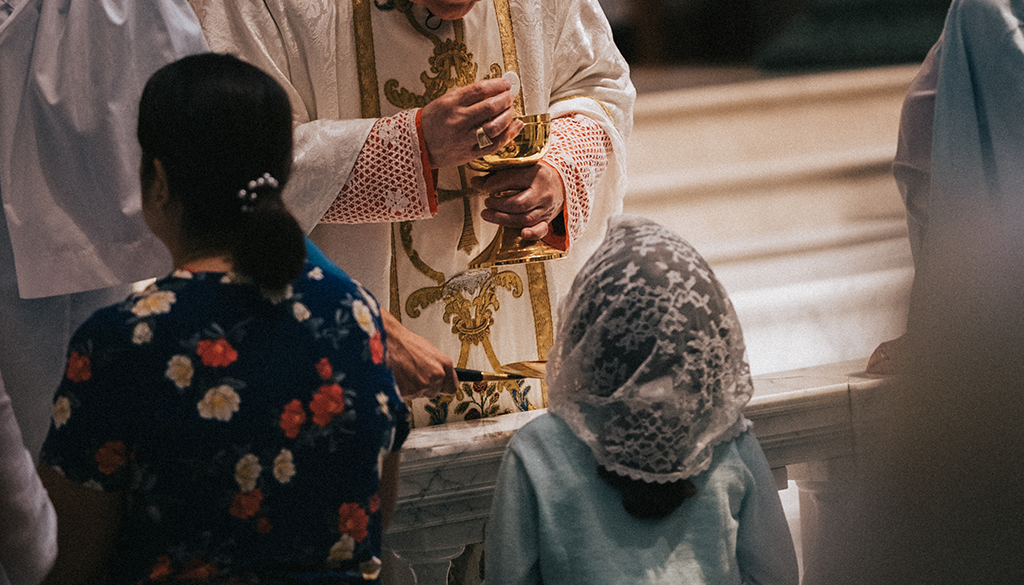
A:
476;126;493;149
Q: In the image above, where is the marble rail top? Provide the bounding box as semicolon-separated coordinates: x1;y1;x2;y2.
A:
383;359;885;553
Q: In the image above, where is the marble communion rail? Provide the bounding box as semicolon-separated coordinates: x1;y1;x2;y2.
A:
383;359;887;584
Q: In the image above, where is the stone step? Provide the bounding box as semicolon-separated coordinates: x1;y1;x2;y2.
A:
620;65;921;374
623;64;918;245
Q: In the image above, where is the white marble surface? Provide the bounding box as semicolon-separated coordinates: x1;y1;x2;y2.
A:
384;359;893;585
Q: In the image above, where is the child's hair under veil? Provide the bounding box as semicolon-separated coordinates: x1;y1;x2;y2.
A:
547;213;756;519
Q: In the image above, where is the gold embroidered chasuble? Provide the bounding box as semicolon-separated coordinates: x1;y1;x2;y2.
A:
189;0;634;427
352;0;548;426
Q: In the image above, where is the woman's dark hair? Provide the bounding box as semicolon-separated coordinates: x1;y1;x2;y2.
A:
597;465;698;520
137;52;304;290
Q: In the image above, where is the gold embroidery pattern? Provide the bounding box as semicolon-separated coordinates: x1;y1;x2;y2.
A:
406;268;524;369
352;0;553;424
526;262;554;405
492;0;524;115
384;1;478;109
353;0;382;118
398;222;446;286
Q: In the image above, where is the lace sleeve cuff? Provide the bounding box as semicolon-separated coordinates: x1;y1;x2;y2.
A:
321;109;437;224
540;115;612;250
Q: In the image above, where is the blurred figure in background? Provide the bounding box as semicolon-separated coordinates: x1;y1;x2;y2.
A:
839;0;1024;582
1;374;55;585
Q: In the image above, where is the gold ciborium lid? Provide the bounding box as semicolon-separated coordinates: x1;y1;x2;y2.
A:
465;113;565;269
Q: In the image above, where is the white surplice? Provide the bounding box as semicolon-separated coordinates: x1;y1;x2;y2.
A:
0;0;207;455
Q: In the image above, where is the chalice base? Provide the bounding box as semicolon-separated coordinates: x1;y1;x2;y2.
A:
468;226;566;269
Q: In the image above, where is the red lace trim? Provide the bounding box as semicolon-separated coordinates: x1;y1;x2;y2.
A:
541;115;611;250
321;109;436;224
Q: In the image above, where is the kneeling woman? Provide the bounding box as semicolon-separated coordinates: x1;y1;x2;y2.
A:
39;53;408;584
485;215;798;585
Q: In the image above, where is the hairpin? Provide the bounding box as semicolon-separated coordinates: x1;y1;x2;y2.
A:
237;172;279;213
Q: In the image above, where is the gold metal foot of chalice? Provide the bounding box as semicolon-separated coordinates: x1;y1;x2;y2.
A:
466;113;566;269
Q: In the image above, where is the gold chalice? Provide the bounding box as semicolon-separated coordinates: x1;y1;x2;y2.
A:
466;113;566;269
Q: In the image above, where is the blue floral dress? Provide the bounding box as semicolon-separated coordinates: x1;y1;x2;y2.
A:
40;262;409;584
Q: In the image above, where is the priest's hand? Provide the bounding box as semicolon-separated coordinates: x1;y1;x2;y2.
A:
472;161;565;241
420;78;524;169
381;310;459;399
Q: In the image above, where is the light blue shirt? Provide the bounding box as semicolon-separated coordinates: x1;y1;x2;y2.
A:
485;413;798;585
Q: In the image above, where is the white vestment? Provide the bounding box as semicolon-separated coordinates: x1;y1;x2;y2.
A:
192;0;634;425
0;0;207;454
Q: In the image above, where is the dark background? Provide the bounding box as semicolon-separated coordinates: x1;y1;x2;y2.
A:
606;0;952;71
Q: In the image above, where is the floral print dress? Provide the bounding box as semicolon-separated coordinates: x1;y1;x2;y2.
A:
40;263;409;584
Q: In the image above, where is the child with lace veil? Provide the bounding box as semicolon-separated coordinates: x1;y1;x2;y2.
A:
485;214;798;585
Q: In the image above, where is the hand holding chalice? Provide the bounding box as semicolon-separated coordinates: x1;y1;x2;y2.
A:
467;112;567;269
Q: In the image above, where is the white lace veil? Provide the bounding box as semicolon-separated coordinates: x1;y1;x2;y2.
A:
548;214;754;483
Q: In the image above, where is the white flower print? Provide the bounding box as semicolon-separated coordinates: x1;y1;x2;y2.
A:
273;449;295;484
197;385;240;422
353;300;376;336
264;284;294;305
235;454;262;492
165;355;194;389
360;557;383;580
308;266;324;280
328;535;355;563
53;396;71;428
131;290;176;318
376;392;390;418
292;302;311;322
132;322;153;345
359;287;380;316
171;269;193;279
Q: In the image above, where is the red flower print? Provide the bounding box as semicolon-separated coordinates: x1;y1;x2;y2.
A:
229;488;263;519
257;517;272;535
196;338;238;368
65;351;91;383
369;332;384;365
472;381;488;394
149;555;173;580
464;408;482;421
310;383;345;427
369;493;381;514
279;399;307;439
94;440;127;475
338;502;369;542
316;357;333;380
178;559;218;581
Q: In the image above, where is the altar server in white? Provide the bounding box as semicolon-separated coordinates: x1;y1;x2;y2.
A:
0;0;208;455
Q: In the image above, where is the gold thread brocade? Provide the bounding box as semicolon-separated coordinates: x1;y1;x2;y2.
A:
356;0;551;422
384;2;477;109
526;262;553;405
353;0;381;118
492;0;524;116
